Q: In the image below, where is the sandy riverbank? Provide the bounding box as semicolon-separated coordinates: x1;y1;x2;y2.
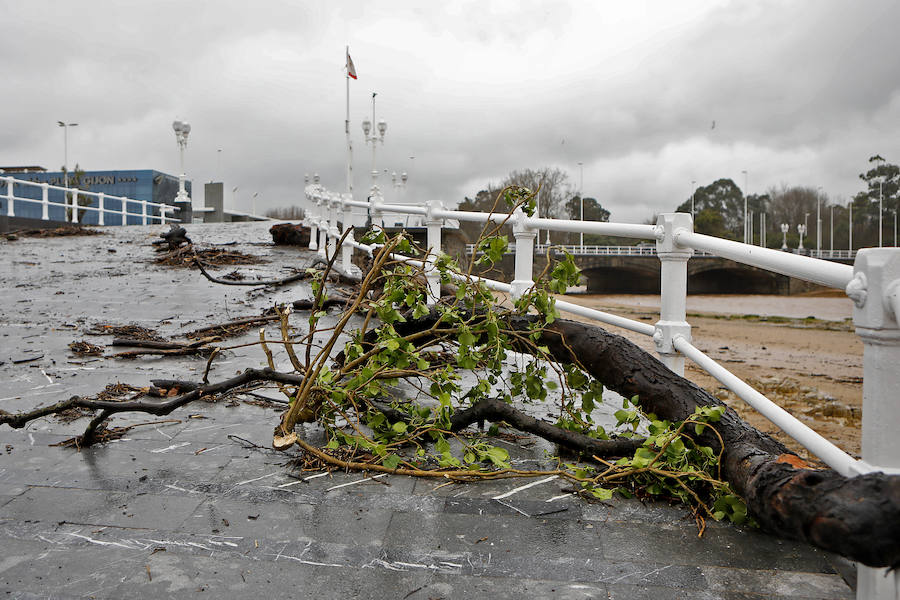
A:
556;293;863;460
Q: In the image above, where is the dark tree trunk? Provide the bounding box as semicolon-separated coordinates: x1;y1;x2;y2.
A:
378;312;900;569
270;223;311;246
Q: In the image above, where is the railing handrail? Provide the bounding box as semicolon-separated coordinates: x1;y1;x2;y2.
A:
3;175;178;225
304;184;900;492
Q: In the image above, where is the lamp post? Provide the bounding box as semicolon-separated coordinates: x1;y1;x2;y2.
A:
742;169;748;244
760;212;766;247
894;208;897;248
797;223;806;251
391;171;408;190
57;121;78;188
830;204;834;253
578;161;584;253
876;156;884;247
362;92;386;201
849;200;853;252
780;223;789;250
691;179;696;219
816;186;822;255
172;119;191;207
251;192;258;216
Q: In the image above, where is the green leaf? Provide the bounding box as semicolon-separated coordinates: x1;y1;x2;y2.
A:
391;421;408;435
590;487;614;500
483;446;510;468
382;454;402;469
412;302;430;319
435;437;451;454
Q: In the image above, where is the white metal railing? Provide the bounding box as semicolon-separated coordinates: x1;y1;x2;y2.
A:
304;182;898;595
465;243;722;257
1;176;178;226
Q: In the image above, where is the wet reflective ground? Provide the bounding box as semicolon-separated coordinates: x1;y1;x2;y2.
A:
0;223;853;599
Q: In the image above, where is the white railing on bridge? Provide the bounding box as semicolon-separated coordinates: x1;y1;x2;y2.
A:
1;176;177;226
466;243;720;257
465;243;855;260
302;183;899;597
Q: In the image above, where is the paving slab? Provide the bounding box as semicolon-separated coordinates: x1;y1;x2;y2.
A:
0;222;855;598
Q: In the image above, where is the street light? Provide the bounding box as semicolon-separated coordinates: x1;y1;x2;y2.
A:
742;169;748;244
830;204;834;253
172;119;191;208
578;161;584;252
849;199;853;252
780;223;789;250
894;208;897;248
691;179;696;219
57;121;78;188
816;186;823;254
391;171;408;190
361;92;387;200
797;223;807;251
875;156;885;247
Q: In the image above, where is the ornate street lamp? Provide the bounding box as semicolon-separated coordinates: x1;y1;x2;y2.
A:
391;171;408;190
172;119;191;207
362;95;387;200
797;223;807;251
780;223;789;250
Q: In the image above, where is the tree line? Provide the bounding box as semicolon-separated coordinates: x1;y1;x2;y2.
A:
677;155;899;250
460;156;899;250
459;167;619;245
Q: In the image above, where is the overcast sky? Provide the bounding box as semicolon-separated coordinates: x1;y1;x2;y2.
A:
2;1;898;222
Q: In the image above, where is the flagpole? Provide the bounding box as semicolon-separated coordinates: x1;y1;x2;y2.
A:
345;45;352;197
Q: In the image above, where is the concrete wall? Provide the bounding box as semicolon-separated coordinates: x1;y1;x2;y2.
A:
203;183;224;223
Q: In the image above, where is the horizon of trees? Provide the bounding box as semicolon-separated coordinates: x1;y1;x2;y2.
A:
671;156;899;251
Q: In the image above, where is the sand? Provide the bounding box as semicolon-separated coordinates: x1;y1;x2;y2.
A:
556;294;863;461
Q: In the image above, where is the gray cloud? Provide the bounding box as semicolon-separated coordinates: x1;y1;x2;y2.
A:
1;0;899;223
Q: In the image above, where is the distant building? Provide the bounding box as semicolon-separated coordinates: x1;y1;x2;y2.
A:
0;168;191;225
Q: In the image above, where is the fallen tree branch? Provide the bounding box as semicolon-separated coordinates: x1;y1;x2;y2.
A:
381;310;900;569
0;368;304;430
372;398;643;458
193;255;309;287
111;337;217;350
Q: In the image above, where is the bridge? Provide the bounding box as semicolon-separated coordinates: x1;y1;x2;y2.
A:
465;244;855;294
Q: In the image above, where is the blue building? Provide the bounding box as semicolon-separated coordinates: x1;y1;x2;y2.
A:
0;168;191;225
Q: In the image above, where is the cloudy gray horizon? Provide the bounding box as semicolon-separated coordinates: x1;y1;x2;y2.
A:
2;0;898;223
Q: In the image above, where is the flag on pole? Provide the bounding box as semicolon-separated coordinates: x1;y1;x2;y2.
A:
347;52;357;80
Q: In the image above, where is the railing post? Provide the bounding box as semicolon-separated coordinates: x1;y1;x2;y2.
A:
98;193;105;226
307;192;319;251
848;248;900;599
371;195;383;231
70;191;79;223
327;195;339;260
6;177;14;217
654;213;693;376
141;200;148;225
317;198;327;257
121;198;128;226
341;194;355;275
425;200;443;305
160;201;167;225
41;182;48;220
510;208;537;300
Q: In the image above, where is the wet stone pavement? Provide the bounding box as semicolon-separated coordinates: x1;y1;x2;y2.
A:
0;222;854;599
